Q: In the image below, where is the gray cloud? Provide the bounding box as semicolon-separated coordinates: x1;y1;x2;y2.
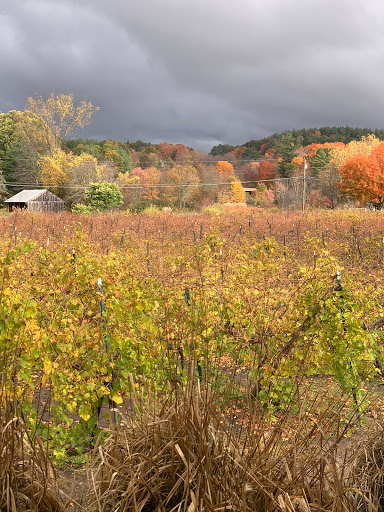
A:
1;0;384;150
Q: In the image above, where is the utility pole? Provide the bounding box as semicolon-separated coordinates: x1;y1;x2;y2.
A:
302;157;307;212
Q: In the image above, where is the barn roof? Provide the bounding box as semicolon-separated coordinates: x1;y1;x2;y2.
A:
5;189;48;203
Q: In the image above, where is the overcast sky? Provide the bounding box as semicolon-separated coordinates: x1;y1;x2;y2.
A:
1;0;384;151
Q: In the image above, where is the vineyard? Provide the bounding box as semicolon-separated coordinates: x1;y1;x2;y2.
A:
3;208;384;511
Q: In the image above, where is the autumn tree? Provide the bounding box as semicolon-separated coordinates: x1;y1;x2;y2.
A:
251;184;275;207
39;151;69;194
99;139;132;174
215;161;234;177
339;142;384;207
243;162;259;187
230;180;246;203
158;142;175;160
173;145;191;164
164;165;199;208
230;147;246;160
321;135;381;208
217;177;245;204
117;169;143;206
258;160;277;183
142;166;162;201
39;150;101;204
26;93;99;154
127;166;162;203
138;151;160;169
330;135;380;171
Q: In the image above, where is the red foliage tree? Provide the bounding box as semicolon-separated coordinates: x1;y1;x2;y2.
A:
258;160;276;183
230;147;246;159
303;142;345;158
244;162;259;187
173;145;190;163
158;142;175;160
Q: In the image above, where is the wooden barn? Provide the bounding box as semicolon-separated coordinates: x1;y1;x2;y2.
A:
5;189;64;212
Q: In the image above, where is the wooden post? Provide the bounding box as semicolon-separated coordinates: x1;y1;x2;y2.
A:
302;158;307;212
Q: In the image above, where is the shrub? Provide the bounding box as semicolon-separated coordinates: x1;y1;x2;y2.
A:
71;203;94;214
86;182;123;211
201;204;224;215
142;205;163;216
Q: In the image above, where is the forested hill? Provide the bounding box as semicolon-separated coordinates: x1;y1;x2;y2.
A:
209;126;384;158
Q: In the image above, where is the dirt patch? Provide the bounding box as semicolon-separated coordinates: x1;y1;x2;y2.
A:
57;467;88;511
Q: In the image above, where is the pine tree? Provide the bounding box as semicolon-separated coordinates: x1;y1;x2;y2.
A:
277;132;298;178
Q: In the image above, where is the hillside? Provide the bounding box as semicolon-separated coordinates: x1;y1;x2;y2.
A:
209;126;384;158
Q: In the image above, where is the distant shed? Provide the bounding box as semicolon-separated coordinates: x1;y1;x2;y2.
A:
5;189;64;212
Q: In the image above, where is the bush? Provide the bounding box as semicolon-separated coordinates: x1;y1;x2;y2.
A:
71;204;94;214
86;182;123;211
201;204;224;215
142;205;163;216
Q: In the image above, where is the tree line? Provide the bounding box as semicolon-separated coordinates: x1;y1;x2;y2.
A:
1;93;384;211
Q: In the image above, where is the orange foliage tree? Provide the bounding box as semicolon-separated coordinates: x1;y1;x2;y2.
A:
304;142;345;158
127;166;162;203
215;161;234;177
339;142;384;207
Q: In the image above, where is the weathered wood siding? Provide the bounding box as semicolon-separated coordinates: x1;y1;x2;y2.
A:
27;191;64;212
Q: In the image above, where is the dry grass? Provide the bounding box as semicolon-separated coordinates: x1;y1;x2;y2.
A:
349;423;384;512
85;372;365;512
0;409;66;512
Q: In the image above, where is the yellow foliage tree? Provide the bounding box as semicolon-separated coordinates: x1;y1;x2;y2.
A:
230;180;246;203
142;167;162;201
39;151;69;193
218;179;246;203
39;150;100;203
330;135;380;171
164;165;199;208
26;93;99;154
116;172;141;205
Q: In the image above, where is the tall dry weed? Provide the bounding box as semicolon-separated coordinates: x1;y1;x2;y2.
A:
85;373;362;512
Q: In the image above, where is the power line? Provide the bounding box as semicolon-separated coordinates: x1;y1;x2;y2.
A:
0;157;279;166
1;176;321;190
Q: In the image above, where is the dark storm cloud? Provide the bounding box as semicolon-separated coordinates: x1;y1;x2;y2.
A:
1;0;384;150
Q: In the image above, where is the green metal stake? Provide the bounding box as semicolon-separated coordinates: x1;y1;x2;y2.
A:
185;288;202;383
98;278;109;352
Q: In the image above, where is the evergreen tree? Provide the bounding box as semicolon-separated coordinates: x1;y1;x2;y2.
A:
277;132;298;178
307;148;331;177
